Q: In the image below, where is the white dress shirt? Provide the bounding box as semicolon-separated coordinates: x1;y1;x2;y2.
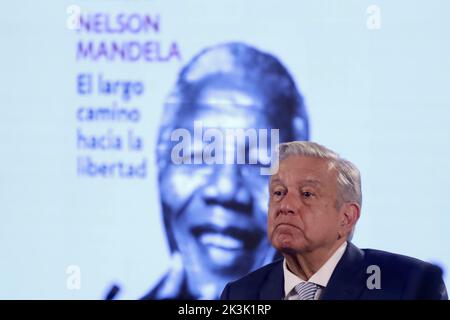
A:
283;241;348;300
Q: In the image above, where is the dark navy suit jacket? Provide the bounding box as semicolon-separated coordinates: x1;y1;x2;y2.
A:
221;242;448;300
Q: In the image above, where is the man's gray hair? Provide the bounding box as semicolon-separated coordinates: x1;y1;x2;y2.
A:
278;141;362;209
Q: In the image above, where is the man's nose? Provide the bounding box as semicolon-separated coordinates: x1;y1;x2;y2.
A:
278;192;297;216
202;164;252;212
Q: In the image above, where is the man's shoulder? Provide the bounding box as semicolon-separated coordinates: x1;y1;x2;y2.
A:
361;247;438;271
359;246;446;284
359;246;447;299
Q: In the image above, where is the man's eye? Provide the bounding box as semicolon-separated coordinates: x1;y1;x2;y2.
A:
302;191;314;198
273;190;284;196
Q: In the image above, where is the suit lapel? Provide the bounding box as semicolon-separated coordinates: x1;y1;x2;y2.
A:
320;242;367;300
256;243;367;300
258;260;285;300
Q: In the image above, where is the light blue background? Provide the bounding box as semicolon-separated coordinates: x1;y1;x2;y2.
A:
0;0;448;299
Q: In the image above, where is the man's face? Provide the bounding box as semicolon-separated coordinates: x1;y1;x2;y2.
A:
159;84;285;277
268;156;343;254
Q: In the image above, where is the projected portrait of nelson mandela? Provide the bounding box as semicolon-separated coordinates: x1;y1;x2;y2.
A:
142;42;309;299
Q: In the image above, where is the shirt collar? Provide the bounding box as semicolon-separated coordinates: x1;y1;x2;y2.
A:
283;241;348;297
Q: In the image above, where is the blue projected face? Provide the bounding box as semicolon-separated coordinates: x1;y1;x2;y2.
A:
147;42;309;300
159;85;278;297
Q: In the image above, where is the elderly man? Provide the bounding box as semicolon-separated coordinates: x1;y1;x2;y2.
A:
221;141;448;300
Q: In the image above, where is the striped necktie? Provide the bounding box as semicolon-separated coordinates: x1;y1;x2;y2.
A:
294;282;319;300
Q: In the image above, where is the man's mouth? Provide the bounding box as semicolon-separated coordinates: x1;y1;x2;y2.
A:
191;225;263;251
276;222;301;230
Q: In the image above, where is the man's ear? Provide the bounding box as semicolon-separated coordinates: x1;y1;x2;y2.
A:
338;202;361;238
